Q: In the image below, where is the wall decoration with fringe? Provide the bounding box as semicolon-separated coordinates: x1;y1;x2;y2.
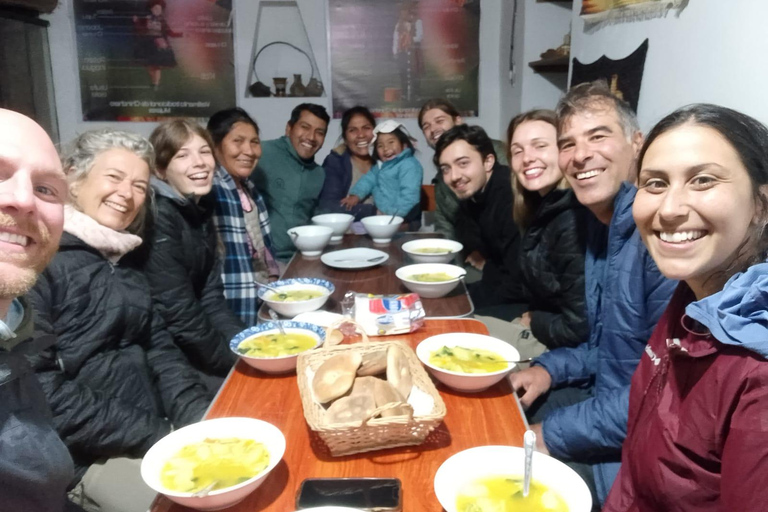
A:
581;0;687;27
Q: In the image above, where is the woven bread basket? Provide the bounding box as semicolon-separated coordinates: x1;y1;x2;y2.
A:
296;339;446;456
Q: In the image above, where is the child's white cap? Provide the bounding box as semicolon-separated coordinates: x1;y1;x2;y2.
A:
371;119;413;145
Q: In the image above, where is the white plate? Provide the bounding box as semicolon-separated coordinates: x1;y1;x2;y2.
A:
321;248;389;269
292;311;344;327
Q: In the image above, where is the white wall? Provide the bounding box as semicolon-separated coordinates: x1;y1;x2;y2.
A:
569;0;768;132
44;0;514;183
517;0;571;112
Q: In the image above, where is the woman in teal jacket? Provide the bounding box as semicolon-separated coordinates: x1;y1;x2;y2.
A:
342;120;423;226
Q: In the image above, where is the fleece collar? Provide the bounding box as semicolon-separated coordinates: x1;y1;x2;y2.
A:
64;205;142;263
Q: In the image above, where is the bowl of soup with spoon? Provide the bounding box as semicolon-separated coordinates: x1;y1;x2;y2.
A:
230;321;326;373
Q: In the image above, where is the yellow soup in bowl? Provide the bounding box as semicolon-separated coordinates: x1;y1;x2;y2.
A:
160;438;270;493
408;272;455;282
268;289;325;302
429;346;507;373
237;332;317;358
456;475;568;512
412;247;451;254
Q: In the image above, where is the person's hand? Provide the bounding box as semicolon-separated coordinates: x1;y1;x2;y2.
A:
340;195;360;210
518;312;532;328
508;366;552;409
530;423;550;455
465;250;486;271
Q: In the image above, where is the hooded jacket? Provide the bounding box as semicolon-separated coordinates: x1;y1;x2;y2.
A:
27;211;211;479
519;188;589;348
251;136;325;260
534;182;676;504
604;266;768;512
143;179;243;377
0;297;78;511
349;147;423;220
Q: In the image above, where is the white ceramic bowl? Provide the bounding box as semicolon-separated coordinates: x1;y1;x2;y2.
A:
395;263;466;299
141;417;286;511
312;213;355;243
258;278;335;317
434;445;592;512
416;333;519;392
230;321;326;373
287;225;334;256
360;215;403;243
401;238;464;264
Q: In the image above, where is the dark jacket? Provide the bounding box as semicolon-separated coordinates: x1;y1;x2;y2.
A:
433;138;509;241
519;188;589;348
455;163;523;308
27;233;211;479
605;267;768;512
144;180;243;377
0;298;78;512
318;145;377;220
534;183;676;504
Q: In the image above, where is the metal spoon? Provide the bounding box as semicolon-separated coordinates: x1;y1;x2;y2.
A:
387;211;399;224
504;357;534;365
523;429;536;498
254;281;282;294
268;308;286;335
192;480;219;497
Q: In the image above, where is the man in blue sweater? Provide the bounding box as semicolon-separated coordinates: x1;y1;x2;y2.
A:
509;81;676;508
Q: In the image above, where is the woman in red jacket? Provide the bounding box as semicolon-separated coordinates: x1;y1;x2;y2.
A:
604;104;768;511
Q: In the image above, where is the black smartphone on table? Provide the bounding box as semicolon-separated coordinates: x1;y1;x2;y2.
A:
295;477;402;511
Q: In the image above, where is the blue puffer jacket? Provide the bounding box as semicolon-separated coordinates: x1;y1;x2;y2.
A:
349;148;423;218
535;182;676;504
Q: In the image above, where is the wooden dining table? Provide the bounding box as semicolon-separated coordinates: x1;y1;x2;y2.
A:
258;233;475;321
150;318;528;512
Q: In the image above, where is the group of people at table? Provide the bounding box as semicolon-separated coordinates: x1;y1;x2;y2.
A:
1;77;767;512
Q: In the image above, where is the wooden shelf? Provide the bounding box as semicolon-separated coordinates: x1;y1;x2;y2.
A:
528;55;569;73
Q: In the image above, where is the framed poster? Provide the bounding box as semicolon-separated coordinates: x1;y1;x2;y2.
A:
73;0;235;121
329;0;480;119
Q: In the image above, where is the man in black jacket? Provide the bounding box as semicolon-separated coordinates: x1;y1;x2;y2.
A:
0;108;82;511
434;125;525;315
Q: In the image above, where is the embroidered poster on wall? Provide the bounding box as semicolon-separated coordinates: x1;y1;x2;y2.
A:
329;0;480;119
570;39;649;113
73;0;235;121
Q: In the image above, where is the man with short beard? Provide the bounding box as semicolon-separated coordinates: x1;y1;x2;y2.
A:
0;109;80;510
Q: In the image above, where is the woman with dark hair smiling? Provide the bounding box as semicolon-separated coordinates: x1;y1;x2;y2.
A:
207;108;279;326
604;104;768;511
318;105;378;219
145;119;244;385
